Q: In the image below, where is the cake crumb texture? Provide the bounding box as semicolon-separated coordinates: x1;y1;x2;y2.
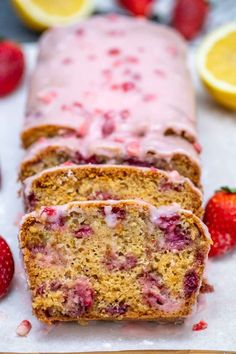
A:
23;165;202;217
19;200;210;323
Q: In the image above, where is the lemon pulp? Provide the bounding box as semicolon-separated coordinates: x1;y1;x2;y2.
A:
31;0;86;17
205;31;236;86
11;0;94;31
197;23;236;110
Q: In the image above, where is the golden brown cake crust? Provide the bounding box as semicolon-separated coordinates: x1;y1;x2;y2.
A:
21;125;75;149
19;200;210;324
22;165;203;217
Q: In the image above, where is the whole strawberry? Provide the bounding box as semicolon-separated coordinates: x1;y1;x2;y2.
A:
0;236;14;298
204;187;236;257
118;0;154;17
0;40;24;97
171;0;209;40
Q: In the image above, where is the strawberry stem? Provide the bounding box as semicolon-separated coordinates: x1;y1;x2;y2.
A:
220;186;236;194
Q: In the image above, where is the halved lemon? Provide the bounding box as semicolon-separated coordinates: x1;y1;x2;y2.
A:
11;0;94;31
197;22;236;110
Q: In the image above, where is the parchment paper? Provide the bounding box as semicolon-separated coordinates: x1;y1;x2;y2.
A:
0;42;236;353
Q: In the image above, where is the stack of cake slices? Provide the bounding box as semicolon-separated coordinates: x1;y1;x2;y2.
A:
19;15;211;324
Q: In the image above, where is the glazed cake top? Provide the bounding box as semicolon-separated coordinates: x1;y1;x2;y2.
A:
24;15;198;157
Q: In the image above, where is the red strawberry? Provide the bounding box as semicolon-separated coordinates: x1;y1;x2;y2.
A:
203;187;236;257
16;320;32;337
41;206;56;216
0;40;25;97
0;236;14;298
118;0;154;17
192;320;208;331
171;0;209;40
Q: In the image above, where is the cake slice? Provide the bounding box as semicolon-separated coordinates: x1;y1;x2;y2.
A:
19;135;201;186
19;200;211;324
22;165;203;217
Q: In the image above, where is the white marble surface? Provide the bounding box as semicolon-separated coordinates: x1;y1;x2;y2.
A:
0;43;236;352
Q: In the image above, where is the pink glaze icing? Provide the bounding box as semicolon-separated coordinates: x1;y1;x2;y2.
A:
23;15;199;164
104;205;119;228
22;133;200;167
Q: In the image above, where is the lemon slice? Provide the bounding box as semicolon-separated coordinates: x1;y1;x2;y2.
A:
197;22;236;110
11;0;94;31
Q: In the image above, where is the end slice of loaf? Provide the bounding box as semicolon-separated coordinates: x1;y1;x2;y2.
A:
22;165;203;217
19;200;210;324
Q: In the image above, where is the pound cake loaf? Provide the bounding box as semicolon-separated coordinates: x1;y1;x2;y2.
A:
21;15;201;185
19;200;210;324
22;165;202;216
20;135;201;186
